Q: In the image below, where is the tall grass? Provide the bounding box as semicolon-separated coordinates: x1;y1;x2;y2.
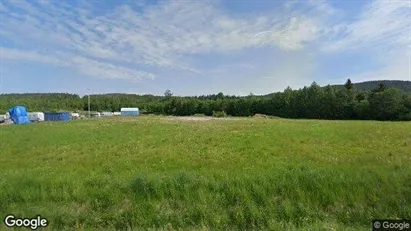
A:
0;116;410;230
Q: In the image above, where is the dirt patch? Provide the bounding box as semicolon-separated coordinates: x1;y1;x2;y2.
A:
217;117;244;121
253;114;269;119
165;116;213;121
164;116;244;121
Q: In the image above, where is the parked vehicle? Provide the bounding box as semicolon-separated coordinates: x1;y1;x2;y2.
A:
91;112;101;118
71;113;80;120
28;112;45;122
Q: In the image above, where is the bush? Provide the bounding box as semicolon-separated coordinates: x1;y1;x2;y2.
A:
212;111;227;118
399;112;411;121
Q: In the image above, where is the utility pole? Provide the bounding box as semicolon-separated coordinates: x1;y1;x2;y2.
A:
87;89;91;118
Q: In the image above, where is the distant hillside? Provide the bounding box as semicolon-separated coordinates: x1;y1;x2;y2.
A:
332;80;411;93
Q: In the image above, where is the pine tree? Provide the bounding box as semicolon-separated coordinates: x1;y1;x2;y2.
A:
344;78;353;91
372;83;387;93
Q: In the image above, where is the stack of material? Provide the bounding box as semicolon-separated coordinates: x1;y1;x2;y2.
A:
0;113;12;125
0;114;6;123
8;106;31;125
71;113;80;120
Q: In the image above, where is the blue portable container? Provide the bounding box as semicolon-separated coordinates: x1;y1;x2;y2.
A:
121;108;140;116
8;106;31;125
44;112;71;121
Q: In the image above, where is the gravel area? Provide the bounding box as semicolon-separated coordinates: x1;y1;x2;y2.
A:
164;116;244;121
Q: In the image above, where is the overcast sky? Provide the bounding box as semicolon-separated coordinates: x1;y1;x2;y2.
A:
0;0;410;96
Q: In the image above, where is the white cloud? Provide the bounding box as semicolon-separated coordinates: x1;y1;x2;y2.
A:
321;0;411;82
307;0;336;16
322;0;410;53
70;56;155;82
0;0;324;84
0;47;155;81
0;47;61;65
1;0;408;94
256;53;318;92
348;48;411;82
208;62;257;75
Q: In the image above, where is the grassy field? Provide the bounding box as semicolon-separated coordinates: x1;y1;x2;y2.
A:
0;116;410;230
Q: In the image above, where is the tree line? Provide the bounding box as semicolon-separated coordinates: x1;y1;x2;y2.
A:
1;80;410;121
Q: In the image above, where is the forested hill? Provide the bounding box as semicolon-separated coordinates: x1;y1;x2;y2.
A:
332;80;411;93
1;80;411;121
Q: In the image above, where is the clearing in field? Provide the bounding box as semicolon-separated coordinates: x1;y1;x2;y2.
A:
0;116;410;230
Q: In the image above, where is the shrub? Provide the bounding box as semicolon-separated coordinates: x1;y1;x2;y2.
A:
399;112;411;121
212;111;227;118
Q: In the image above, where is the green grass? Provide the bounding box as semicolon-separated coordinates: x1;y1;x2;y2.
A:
0;116;410;230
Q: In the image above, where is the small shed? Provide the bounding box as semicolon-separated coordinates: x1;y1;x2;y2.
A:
28;112;45;122
121;108;139;116
44;112;71;121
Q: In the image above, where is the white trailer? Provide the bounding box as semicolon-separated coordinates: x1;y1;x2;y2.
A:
101;112;114;117
28;112;45;122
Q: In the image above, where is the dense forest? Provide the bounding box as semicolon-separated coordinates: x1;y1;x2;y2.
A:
1;80;411;121
265;80;411;97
